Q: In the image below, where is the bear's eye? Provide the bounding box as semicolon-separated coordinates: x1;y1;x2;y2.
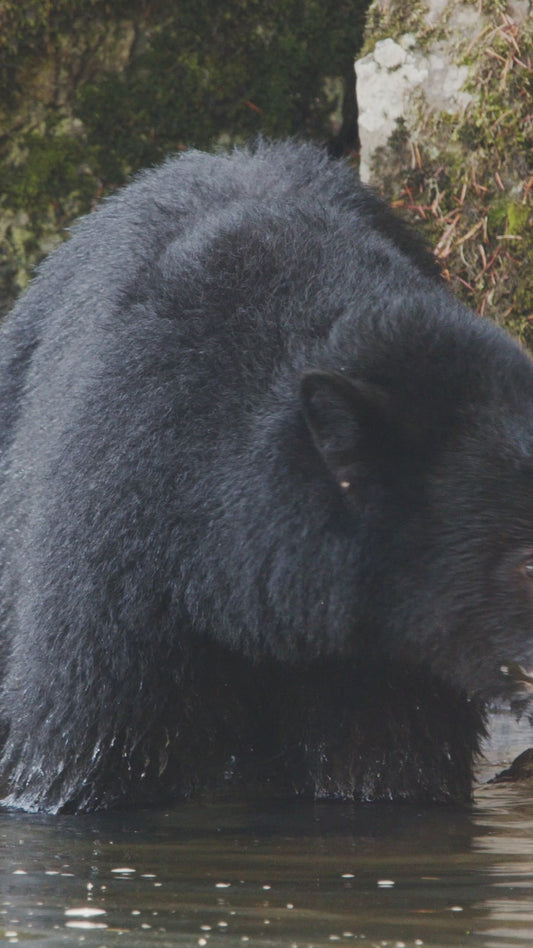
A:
522;560;533;578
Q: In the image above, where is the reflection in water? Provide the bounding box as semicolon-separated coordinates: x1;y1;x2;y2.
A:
0;711;531;946
472;779;533;948
470;708;533;948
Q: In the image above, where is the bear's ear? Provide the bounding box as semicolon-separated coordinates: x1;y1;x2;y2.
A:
300;370;395;482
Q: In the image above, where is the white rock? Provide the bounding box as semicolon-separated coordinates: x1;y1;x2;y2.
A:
373;38;407;70
355;16;475;182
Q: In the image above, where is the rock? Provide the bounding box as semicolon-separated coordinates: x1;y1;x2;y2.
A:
355;30;472;182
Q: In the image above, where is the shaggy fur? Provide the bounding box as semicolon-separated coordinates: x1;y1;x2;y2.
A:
0;140;532;812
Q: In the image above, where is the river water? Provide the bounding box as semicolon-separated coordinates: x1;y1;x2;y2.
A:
1;712;533;947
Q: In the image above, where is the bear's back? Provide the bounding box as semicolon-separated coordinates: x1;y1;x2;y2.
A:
0;141;440;458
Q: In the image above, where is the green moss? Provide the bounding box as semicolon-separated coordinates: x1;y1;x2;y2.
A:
3;132;98;216
486;198;509;236
362;0;433;56
75;0;368;189
0;2;135;56
505;202;531;236
0;0;370;314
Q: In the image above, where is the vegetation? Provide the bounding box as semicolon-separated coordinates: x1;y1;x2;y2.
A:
0;0;368;312
366;7;533;345
76;0;365;177
1;0;531;348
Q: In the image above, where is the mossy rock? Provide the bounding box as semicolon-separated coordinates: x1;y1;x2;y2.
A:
361;0;533;348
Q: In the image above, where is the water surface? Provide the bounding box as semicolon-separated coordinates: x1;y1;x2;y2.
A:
1;711;533;947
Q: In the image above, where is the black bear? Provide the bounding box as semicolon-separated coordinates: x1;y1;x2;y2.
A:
0;140;532;813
